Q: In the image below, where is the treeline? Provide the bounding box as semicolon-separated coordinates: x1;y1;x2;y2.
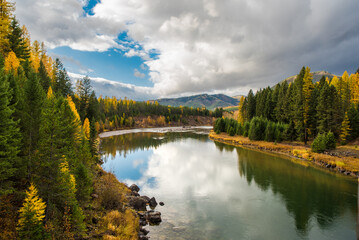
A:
96;97;222;131
0;1;105;238
225;66;359;148
214;117;288;142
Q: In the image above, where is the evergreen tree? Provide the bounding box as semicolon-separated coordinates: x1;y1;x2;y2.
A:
275;81;288;123
53;59;72;97
58;159;85;234
292;66;306;142
347;103;359;140
7;17;30;60
37;60;51;92
0;71;20;194
302;67;314;144
317;83;341;135
339;112;351;144
17;183;47;240
246;89;256;120
22;72;44;178
76;76;93;121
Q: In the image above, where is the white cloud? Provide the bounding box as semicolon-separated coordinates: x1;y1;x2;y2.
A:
134;68;145;78
68;72;155;100
16;0;359;98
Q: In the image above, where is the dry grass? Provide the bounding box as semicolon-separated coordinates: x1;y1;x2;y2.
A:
209;131;359;176
94;170;131;210
101;209;139;240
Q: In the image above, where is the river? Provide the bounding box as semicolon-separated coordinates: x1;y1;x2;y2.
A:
100;127;357;240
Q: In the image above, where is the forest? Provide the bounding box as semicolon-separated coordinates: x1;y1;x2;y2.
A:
214;66;359;152
0;0;221;238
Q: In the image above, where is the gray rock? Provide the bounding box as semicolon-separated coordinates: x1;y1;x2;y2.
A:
129;184;140;192
149;197;158;208
128;196;147;211
146;211;162;224
141;196;150;203
132;191;140;197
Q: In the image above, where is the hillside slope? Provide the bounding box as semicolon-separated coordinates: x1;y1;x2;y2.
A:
155;94;239;110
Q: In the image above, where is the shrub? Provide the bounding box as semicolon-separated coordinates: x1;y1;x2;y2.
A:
229;126;236;136
236;123;244;136
243;122;250;137
95;173;130;210
265;121;275;142
311;133;326;153
325;131;336;150
248;117;267;141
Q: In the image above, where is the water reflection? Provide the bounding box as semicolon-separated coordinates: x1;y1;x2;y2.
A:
102;132;357;240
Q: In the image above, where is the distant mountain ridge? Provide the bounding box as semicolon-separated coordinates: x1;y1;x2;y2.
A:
155;94;239;110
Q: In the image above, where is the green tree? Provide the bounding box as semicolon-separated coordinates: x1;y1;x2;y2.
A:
37;60;51;92
0;71;20;195
53;58;72;97
292;67;306;142
22;72;44;178
347;103;359;140
7;17;30;60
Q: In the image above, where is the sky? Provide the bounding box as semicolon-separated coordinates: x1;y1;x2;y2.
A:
15;0;359;100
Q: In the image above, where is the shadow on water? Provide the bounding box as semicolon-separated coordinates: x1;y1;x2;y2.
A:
101;132;209;159
214;141;357;236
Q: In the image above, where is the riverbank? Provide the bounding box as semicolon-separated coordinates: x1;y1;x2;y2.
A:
209;131;359;178
84;164;160;239
93;126;214;239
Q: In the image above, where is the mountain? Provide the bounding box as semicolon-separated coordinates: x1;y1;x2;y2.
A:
155;94;239;110
282;71;337;84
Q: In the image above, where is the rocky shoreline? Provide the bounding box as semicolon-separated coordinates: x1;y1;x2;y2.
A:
127;184;163;240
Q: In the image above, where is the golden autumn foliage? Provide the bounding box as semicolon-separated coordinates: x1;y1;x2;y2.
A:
4;51;20;74
340;112;351;144
102;209;139;240
47;86;53;99
67;96;83;142
238;96;245;124
0;0;14;53
350;73;359;104
83;118;90;140
30;40;41;72
59;160;77;194
17;183;46;239
302;67;313;124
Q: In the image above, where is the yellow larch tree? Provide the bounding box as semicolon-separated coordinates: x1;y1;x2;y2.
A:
67;96;83;142
47;86;53;99
350;73;359;104
83;118;90;140
17;183;47;239
302;67;314;139
30;40;41;72
0;0;14;53
4;51;20;74
238;96;245;124
340;112;351;144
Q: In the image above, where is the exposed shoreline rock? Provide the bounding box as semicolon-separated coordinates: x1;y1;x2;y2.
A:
127;183;163;239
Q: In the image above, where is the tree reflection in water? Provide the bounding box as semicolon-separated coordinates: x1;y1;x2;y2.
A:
214;141;357;235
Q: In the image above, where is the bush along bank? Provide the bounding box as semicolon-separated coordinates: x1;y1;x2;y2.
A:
210;122;359;178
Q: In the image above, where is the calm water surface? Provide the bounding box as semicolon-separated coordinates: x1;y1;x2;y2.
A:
101;128;357;240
